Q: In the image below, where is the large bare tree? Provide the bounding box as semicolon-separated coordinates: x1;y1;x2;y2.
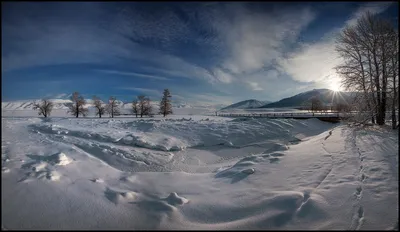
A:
33;99;54;118
159;89;173;117
67;92;88;118
92;96;105;118
335;11;398;126
106;96;120;118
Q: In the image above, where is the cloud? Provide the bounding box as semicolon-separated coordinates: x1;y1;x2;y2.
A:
217;6;316;76
95;69;170;81
212;68;233;84
114;3;317;85
277;41;340;83
247;81;263;91
186;93;234;106
344;2;393;27
276;2;393;85
119;87;162;96
1;4;120;72
2;2;395;104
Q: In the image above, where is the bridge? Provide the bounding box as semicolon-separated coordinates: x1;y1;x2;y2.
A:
216;112;345;123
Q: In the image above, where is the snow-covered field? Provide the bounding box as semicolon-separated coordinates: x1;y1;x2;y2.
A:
1;114;398;230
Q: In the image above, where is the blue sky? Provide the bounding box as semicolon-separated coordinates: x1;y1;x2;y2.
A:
2;2;398;105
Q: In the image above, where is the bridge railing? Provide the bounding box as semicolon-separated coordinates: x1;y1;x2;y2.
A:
216;112;345;118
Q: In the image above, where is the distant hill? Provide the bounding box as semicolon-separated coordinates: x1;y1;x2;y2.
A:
221;99;270;111
259;89;355;108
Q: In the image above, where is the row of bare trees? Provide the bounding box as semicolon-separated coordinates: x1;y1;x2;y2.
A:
33;89;173;118
335;11;398;128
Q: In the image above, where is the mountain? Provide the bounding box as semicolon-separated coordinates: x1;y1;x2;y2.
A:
259;89;355;108
2;99;73;110
220;99;270;111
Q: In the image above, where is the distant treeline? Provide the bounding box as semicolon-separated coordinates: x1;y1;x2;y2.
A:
33;89;173;118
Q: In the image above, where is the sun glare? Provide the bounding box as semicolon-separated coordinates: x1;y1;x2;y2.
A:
329;77;342;92
331;83;340;92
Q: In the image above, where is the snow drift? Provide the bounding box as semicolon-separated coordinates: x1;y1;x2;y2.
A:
1;115;398;230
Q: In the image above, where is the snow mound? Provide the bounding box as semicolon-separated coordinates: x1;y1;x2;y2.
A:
47;171;61;181
118;134;187;151
215;156;262;183
164;192;189;206
263;143;289;153
32;162;47;172
242;168;255;174
2;167;10;173
48;152;71;166
104;188;136;204
91;178;104;183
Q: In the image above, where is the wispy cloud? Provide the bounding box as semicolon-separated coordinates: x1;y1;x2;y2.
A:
218;6;315;77
95;69;170;81
344;2;393;27
247;81;263;91
276;2;393;87
119;87;162;96
2;2;396;104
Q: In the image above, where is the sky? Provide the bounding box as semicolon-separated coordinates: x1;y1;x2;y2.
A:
1;2;398;105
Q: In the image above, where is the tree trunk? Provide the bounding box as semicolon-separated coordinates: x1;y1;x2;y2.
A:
391;55;397;129
373;46;384;125
381;39;388;126
367;50;377;124
358;51;374;124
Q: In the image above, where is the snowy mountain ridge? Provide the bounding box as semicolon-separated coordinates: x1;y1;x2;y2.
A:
220;99;270;110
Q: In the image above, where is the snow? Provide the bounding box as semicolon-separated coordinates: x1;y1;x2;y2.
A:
2;99;222;117
1;113;398;230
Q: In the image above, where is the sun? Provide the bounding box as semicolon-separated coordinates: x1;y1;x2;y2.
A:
330;83;340;92
329;78;342;92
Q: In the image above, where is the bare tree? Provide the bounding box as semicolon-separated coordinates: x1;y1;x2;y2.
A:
335;11;398;126
159;89;173;117
334;102;351;113
138;95;152;117
33;99;54;118
138;95;145;118
67;92;88;118
92;96;105;118
387;27;399;129
106;96;120;118
310;96;322;112
146;98;153;117
132;99;139;118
